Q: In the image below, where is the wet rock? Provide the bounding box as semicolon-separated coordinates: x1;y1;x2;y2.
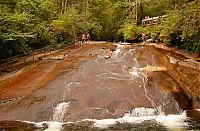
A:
195;58;200;62
167;55;179;64
62;121;168;131
0;98;18;105
140;66;167;72
171;89;193;110
63;121;94;130
186;110;200;120
106;121;168;131
0;121;43;130
28;96;46;104
178;60;200;69
147;71;193;110
39;55;65;60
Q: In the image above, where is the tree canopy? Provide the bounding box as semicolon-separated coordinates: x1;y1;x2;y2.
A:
0;0;199;60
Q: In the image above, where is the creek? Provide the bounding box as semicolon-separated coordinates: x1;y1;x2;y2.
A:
0;42;200;130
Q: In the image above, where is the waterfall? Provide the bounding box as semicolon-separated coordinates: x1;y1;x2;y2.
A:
53;102;71;122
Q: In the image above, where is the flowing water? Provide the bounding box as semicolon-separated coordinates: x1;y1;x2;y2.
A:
0;42;200;130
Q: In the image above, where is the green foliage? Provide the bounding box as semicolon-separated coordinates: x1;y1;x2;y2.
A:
156;0;200;55
0;11;34;58
119;22;144;41
120;0;200;55
38;0;58;21
0;0;200;60
51;7;78;43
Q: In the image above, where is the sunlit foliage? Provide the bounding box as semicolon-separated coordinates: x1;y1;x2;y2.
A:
0;0;199;59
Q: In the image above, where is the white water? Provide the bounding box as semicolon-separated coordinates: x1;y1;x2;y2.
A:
129;66;139;76
126;107;159;117
22;107;188;130
113;44;125;59
53;102;71;122
43;122;64;131
88;107;188;129
23;121;64;131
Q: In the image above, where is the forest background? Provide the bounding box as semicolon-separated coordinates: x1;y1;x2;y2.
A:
0;0;199;60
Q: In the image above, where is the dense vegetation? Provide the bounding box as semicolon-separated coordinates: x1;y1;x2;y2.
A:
0;0;199;60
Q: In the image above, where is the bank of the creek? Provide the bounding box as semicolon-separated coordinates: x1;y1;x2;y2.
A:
0;42;200;130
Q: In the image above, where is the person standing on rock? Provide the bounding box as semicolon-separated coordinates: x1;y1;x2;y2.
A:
86;33;90;44
142;32;147;42
82;33;87;44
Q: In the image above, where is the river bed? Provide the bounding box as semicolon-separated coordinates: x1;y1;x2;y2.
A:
0;42;200;130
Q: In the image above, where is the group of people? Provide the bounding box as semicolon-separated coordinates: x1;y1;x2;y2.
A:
81;33;90;44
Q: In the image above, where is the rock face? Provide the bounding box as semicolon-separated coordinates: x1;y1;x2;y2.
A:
0;42;199;125
146;71;193;110
139;66;167;72
0;121;40;130
39;54;66;60
136;44;200;109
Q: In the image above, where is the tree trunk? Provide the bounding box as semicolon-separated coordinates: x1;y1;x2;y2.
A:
61;0;65;16
64;0;68;14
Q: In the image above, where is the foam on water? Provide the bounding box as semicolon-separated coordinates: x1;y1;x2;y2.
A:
126;107;157;117
87;107;188;129
20;107;188;130
23;121;64;131
129;66;139;76
113;48;121;58
113;44;125;58
119;42;130;45
92;118;117;129
43;122;63;131
53;102;71;122
155;113;188;129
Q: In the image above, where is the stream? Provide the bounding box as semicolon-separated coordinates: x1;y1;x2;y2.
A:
0;42;200;130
